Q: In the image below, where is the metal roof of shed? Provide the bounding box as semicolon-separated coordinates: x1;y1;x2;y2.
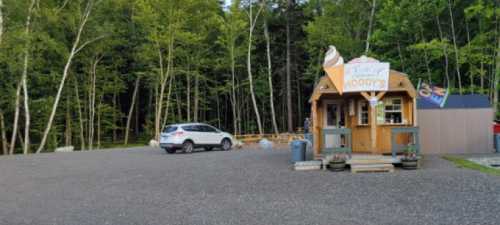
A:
417;94;491;109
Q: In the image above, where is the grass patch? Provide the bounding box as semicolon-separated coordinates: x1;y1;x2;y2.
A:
443;155;500;176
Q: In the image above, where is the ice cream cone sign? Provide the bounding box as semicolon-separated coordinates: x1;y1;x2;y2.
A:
323;46;345;95
323;47;390;95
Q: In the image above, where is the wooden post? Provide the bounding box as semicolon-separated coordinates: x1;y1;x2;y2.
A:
413;97;418;126
370;92;377;154
360;91;385;154
312;100;320;158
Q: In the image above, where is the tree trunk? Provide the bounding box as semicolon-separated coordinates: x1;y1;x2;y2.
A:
37;0;96;153
161;73;174;129
448;0;462;94
0;110;7;155
435;14;451;88
286;0;293;133
97;99;101;149
74;78;85;150
187;63;191;122
263;19;279;135
494;25;499;119
194;71;199;122
9;82;21;154
65;98;72;146
246;3;264;135
125;77;140;145
176;86;182;121
396;40;406;72
419;25;432;83
88;56;100;150
135;88;140;137
230;42;238;134
112;92;117;142
155;37;173;140
20;0;36;154
365;0;376;55
0;0;3;45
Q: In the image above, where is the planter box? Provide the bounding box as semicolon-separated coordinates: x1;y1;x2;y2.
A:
294;161;322;171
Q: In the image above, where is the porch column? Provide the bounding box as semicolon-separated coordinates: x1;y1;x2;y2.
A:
361;91;385;154
312;100;320;158
413;97;418;126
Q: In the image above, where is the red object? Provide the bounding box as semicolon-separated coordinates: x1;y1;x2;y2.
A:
494;124;500;134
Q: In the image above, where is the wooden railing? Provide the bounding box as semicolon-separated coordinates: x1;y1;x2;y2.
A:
234;133;305;143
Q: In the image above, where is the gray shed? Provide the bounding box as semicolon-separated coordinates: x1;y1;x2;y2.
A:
418;95;494;154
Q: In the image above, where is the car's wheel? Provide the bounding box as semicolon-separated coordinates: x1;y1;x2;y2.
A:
164;147;176;154
182;141;194;153
221;138;232;151
205;147;213;151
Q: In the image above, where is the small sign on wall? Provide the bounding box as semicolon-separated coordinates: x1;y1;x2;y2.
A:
376;101;385;124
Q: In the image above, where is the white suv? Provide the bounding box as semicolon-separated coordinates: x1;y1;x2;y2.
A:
159;123;234;154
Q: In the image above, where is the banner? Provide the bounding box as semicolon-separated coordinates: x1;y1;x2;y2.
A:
343;63;390;93
417;81;449;107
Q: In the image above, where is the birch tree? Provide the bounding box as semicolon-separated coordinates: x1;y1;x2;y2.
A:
124;76;140;145
263;18;279;135
365;0;376;54
244;0;264;135
448;0;462;94
218;1;246;134
37;0;102;153
20;0;36;154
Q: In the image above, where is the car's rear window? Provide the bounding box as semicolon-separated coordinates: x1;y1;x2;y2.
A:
182;125;200;132
163;126;178;133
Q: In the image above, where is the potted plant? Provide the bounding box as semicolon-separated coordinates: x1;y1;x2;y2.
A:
401;144;419;170
328;153;347;171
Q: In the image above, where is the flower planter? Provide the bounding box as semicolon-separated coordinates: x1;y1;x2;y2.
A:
328;160;346;171
401;158;418;170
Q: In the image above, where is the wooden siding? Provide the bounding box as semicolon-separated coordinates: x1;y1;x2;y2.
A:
314;92;414;155
418;108;494;154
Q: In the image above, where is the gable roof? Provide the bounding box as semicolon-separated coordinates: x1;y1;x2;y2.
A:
309;69;416;102
418;94;491;109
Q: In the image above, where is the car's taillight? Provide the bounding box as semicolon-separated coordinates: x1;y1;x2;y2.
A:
174;131;184;137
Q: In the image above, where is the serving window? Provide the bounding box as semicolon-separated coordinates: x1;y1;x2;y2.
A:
384;97;403;124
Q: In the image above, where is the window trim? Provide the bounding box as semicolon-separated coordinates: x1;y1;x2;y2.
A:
357;100;369;126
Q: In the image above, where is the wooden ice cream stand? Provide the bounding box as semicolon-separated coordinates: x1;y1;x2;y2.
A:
309;47;419;160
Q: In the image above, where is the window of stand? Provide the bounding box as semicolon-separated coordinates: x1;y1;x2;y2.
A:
358;100;369;125
384;97;403;124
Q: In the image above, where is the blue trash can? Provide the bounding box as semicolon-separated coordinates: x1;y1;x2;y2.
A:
495;134;500;153
291;140;306;163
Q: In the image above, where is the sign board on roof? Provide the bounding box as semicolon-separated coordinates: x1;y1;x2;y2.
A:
343;63;390;93
417;82;449;108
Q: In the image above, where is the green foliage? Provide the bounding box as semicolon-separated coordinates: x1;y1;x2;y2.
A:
0;0;498;153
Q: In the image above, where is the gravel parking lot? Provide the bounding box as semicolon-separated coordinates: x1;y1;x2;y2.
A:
0;147;499;225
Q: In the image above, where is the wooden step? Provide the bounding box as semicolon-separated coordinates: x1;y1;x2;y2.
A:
351;164;394;173
348;158;394;165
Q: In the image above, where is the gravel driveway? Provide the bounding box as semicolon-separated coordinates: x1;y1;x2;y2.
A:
0;147;499;225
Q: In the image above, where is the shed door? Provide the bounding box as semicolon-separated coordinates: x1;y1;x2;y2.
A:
323;101;344;148
324;101;344;128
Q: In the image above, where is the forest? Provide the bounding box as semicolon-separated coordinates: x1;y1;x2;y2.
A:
0;0;498;154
